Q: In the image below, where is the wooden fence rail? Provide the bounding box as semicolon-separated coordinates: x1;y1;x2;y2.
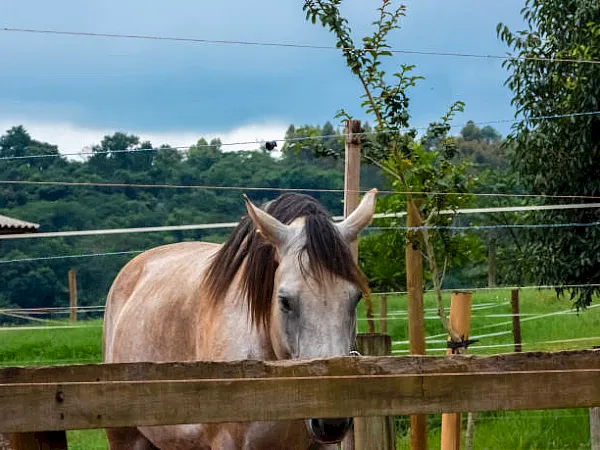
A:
0;350;598;434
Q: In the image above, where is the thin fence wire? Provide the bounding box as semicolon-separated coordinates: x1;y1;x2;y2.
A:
3;296;599;332
5;217;600;261
4;27;600;66
0;111;599;162
6;178;600;204
469;302;600;334
392;303;600;345
374;283;600;297
0;305;105;313
3;208;600;244
466;414;587;421
0;250;144;264
373;221;600;231
0;324;102;332
392;336;600;353
357;311;574;322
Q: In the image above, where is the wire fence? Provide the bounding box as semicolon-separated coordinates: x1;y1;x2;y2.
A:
392;335;600;354
5;178;600;205
3;27;600;66
2;202;600;245
0;110;599;162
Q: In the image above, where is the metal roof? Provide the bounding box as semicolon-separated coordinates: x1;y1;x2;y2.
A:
0;214;40;234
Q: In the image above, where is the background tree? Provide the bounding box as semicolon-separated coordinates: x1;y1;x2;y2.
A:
498;0;600;307
303;0;477;340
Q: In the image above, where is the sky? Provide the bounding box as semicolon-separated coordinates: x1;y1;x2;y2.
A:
0;0;526;153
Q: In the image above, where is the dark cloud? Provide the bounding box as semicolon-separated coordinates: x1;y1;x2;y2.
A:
0;0;524;134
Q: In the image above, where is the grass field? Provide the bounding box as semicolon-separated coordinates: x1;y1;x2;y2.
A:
1;288;598;449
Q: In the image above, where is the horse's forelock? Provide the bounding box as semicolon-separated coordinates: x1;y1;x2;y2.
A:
301;214;370;295
201;193;369;328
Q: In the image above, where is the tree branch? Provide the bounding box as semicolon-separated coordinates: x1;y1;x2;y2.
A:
422;211;461;342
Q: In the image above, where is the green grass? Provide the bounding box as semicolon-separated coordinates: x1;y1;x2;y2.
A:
66;429;108;450
394;409;592;450
0;319;103;367
1;289;598;449
358;289;600;355
0;319;105;448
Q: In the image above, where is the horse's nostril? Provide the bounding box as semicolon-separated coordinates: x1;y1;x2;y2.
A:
310;418;321;431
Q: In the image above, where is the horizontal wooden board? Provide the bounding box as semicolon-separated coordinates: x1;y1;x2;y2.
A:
0;349;598;384
0;369;599;433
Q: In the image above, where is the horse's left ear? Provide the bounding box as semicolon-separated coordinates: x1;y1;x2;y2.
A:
243;194;292;248
336;188;378;242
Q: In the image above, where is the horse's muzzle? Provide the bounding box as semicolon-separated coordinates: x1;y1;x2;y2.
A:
306;417;353;444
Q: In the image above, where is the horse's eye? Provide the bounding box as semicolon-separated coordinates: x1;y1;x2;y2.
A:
352;293;363;307
279;296;293;313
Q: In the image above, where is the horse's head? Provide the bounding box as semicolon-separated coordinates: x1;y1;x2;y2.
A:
244;189;377;444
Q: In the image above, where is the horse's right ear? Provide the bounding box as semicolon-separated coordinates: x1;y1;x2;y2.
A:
336;188;378;242
243;194;292;248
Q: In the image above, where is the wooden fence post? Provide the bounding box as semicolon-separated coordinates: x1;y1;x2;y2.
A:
406;200;427;450
354;334;395;450
341;118;362;450
68;269;77;322
380;295;388;334
10;431;68;450
511;289;522;352
440;291;473;450
591;407;600;450
344;119;362;261
343;119;374;336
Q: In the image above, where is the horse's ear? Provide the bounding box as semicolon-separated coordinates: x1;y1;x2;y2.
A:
243;194;291;248
336;188;378;242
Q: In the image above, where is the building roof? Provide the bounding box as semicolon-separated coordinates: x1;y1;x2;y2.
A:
0;214;40;234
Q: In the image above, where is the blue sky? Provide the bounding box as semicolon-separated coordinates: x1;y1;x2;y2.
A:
0;0;525;151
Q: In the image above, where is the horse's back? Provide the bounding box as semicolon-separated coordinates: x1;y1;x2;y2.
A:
103;241;220;363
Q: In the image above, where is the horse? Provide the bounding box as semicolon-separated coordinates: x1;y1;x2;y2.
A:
103;188;378;449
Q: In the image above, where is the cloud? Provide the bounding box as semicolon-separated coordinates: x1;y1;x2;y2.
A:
0;0;525;137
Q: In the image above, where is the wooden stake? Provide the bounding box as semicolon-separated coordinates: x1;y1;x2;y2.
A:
591;407;600;450
344;119;362;260
380;295;388;334
343;119;374;336
342;119;362;450
354;334;395;450
406;200;427;450
68;269;77;322
441;291;473;450
511;289;522;352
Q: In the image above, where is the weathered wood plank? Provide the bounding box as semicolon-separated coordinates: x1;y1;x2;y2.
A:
0;369;599;433
1;350;597;384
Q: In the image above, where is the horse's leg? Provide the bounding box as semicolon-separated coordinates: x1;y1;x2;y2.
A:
106;427;159;450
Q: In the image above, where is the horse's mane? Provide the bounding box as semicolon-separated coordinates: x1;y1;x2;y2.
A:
200;193;369;327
